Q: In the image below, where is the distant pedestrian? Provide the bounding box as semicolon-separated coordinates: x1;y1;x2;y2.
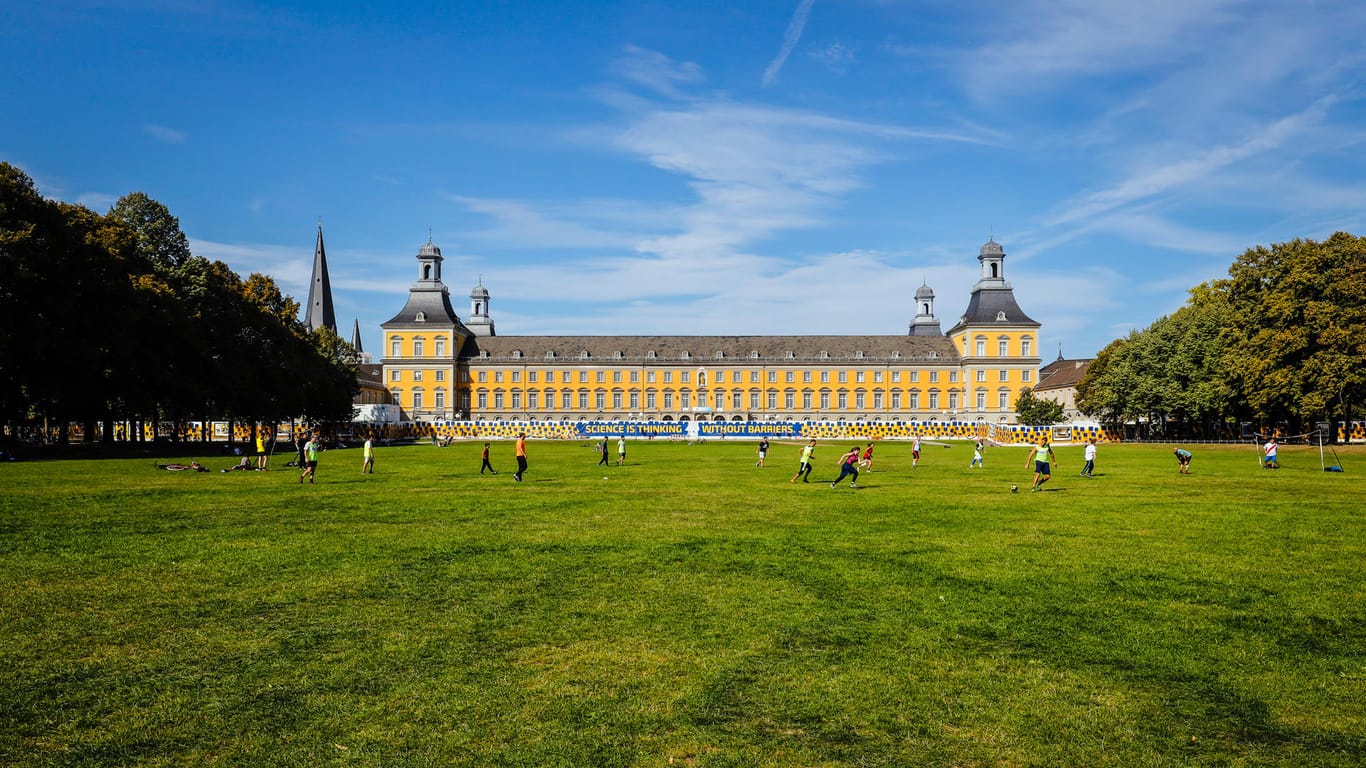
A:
969;439;984;468
831;445;861;489
791;439;816;483
1025;437;1057;492
1080;439;1096;477
514;433;528;482
858;442;875;471
480;442;497;474
1174;447;1192;474
597;437;610;467
361;436;375;474
756;438;769;467
616;435;627;466
256;432;269;470
299;433;319;484
912;434;922;468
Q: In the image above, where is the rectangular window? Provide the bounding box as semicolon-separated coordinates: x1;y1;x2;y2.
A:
714;392;724;410
803;371;812;383
681;371;690;383
929;392;940;409
682;392;691;409
874;371;883;383
596;392;606;409
733;393;742;409
579;392;589;409
435;339;446;356
647;392;657;409
664;372;673;383
802;392;812;409
949;371;958;383
494;371;503;383
511;392;521;409
767;392;777;409
529;392;539;409
413;370;423;382
949;392;959;409
630;392;639;409
929;371;939;383
435;391;445;409
436;370;445;382
414;340;424;357
647;371;656;383
838;371;847;383
751;371;759;383
1022;370;1032;382
528;371;538;383
579;371;588;383
630;371;639;383
976;340;985;356
613;392;622;409
855;392;865;409
478;371;487;383
511;371;520;382
664;392;674;409
544;391;554;410
977;392;986;411
391;339;401;357
891;391;901;409
1000;392;1009;410
873;392;883;409
768;371;777;383
909;391;920;409
820;371;830;383
596;371;605;383
977;369;986;382
910;371;919;383
999;370;1009;382
390;370;400;381
1022;339;1033;356
613;371;622;383
494;393;503;409
785;392;794;409
856;371;865;383
838;393;848;409
785;371;795;383
714;371;725;384
413;391;423;409
750;393;759;409
999;340;1009;356
820;392;830;409
477;393;487;409
563;392;572;410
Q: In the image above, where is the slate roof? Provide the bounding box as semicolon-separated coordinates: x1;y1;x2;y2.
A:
461;334;961;364
946;287;1040;334
382;288;466;328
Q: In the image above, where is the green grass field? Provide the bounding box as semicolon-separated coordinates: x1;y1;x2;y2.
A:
2;439;1363;767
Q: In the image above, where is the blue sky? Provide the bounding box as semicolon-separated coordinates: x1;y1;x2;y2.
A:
5;1;1365;359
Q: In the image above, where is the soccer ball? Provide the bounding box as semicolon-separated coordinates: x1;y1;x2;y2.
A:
1010;484;1019;493
603;476;609;481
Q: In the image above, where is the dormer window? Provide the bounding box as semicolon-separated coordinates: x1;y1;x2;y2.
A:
614;351;624;359
512;350;523;359
415;311;426;322
646;350;656;359
715;351;725;359
891;351;901;359
479;350;490;358
996;311;1007;321
855;351;864;359
680;351;690;359
820;351;829;359
545;351;556;359
750;351;760;359
579;350;590;359
785;351;795;359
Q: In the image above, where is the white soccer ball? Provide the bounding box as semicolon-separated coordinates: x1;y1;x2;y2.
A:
603;476;609;480
1010;484;1019;493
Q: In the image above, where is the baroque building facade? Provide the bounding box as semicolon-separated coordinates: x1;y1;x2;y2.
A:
380;238;1042;424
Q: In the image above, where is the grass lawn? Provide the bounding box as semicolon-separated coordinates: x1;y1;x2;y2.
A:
1;438;1363;767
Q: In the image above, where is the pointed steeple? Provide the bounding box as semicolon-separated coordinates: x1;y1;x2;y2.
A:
351;318;364;354
306;224;337;334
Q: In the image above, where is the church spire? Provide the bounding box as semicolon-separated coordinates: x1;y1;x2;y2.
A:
351;318;364;353
306;224;337;334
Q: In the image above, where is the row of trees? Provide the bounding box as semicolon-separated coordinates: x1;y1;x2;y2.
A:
1075;233;1366;438
0;163;358;444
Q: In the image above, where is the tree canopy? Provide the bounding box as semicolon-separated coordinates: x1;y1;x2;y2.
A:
0;162;358;443
1076;233;1365;436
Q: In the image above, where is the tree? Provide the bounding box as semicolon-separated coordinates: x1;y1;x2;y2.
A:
1015;387;1064;425
1219;233;1366;430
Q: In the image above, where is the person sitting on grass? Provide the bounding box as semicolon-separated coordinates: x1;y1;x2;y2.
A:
158;460;208;472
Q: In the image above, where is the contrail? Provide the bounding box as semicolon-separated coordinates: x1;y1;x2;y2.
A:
762;0;815;87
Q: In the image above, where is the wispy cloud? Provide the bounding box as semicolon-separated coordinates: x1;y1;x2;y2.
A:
143;124;186;143
808;41;853;74
763;0;816;87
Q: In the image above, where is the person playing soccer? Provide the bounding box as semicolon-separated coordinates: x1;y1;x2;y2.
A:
479;442;497;474
1263;438;1279;469
361;436;374;474
1174;447;1192;474
1024;437;1057;491
912;434;922;468
756;438;769;467
1080;438;1096;477
597;437;610;467
791;439;816;483
513;433;528;482
858;442;875;471
969;439;984;469
831;445;861;489
616;435;627;466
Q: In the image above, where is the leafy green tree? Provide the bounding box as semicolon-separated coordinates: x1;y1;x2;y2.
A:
1219;233;1366;430
1015;387;1064;425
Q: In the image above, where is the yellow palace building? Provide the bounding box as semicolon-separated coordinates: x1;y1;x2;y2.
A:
381;238;1042;425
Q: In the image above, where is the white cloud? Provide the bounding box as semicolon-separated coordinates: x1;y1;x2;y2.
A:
763;0;816;87
143;124;187;143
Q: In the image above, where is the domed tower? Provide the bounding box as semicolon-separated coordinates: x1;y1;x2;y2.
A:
947;238;1043;420
380;238;471;421
909;279;942;336
466;278;495;337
